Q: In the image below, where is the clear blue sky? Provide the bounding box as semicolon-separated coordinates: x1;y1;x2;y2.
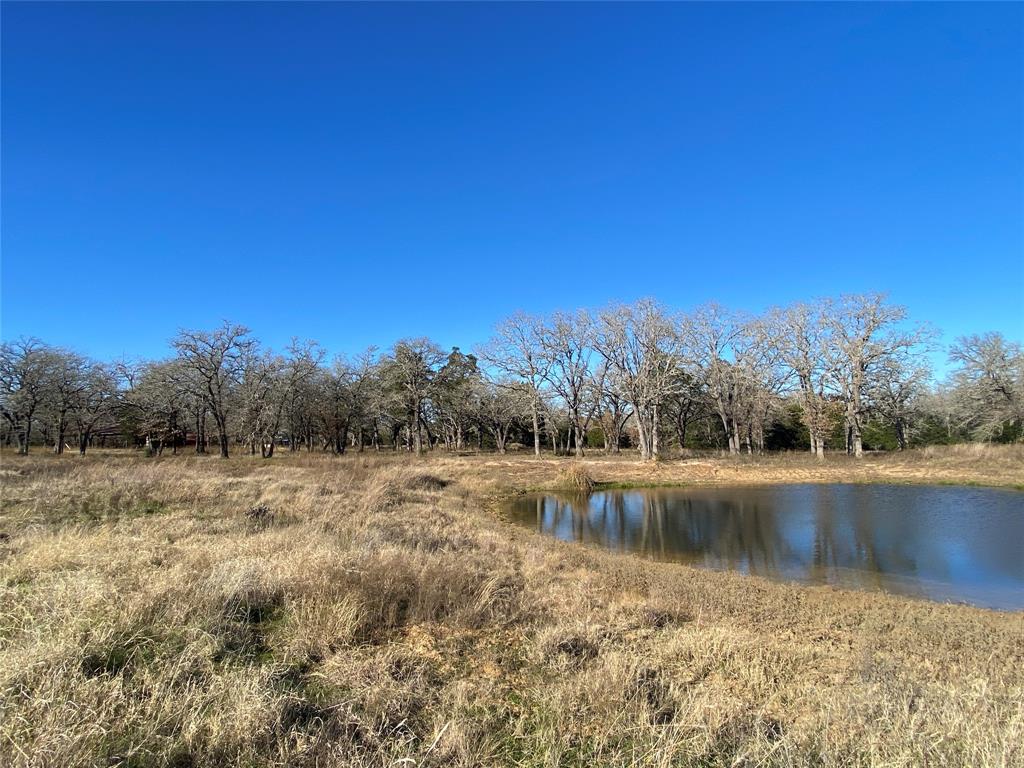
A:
2;2;1022;367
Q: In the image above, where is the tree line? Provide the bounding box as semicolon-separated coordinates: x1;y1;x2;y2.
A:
2;294;1021;459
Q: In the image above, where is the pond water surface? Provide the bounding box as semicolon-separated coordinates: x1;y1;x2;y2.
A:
505;484;1024;610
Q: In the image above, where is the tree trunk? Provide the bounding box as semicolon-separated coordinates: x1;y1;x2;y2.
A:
675;408;691;452
531;403;541;456
411;403;422;453
421;417;435;451
196;412;207;454
636;410;651;461
53;411;68;454
846;401;863;458
722;414;739;455
651;405;660;459
718;412;736;455
848;371;865;458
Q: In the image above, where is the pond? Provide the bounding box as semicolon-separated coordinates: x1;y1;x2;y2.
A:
505;484;1024;610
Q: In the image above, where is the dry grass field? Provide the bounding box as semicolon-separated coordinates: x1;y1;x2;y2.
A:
1;446;1022;767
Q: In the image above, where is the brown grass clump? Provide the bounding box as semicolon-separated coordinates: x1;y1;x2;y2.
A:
244;504;276;531
404;472;449;491
555;462;596;494
0;447;1021;767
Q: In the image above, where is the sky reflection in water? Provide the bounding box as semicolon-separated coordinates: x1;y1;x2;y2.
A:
506;484;1024;610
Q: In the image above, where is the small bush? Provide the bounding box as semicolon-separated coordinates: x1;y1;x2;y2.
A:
555;463;595;494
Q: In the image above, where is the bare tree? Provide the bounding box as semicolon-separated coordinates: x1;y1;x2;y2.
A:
172;323;256;458
593;358;633;454
772;302;833;458
124;360;189;455
477;312;551;455
70;363;119;454
317;363;351;454
434;347;482;451
380;338;446;453
948;332;1023;441
237;351;284;456
869;357;930;450
257;340;323;457
311;347;384;454
477;379;530;453
347;348;381;451
595;299;682;460
538;310;594;457
826;294;929;457
542;402;571;455
681;304;748;454
734;316;788;454
47;349;91;454
0;338;56;454
178;368;210;454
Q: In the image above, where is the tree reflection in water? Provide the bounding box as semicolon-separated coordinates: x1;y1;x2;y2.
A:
510;484;1024;610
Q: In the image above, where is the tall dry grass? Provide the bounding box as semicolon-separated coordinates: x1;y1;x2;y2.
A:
554;463;595;494
0;448;1021;767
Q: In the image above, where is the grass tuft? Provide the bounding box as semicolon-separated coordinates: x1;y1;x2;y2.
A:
555;463;595;494
404;473;449;491
244;504;276;531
